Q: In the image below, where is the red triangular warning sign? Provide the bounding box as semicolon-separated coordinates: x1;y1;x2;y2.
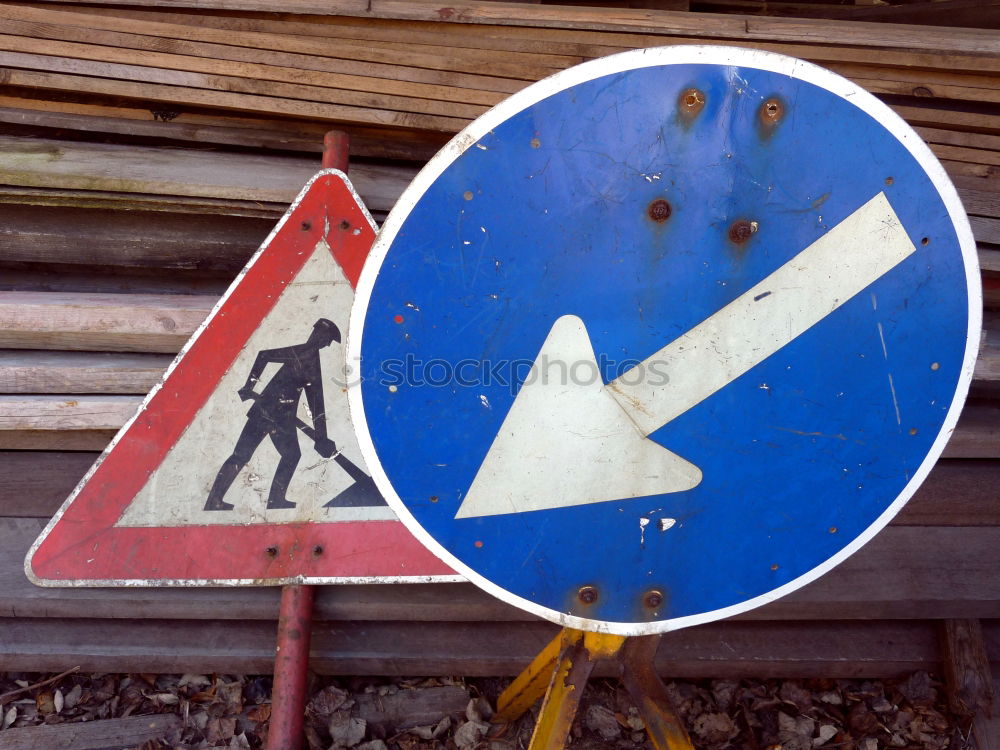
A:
26;171;456;586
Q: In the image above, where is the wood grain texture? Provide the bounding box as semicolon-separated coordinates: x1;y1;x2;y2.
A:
0;185;289;219
0;291;212;353
0;47;493;122
0;203;272;270
72;5;1000;74
0;351;173;394
942;402;1000;459
0;99;450;162
941;619;994;717
0;451;97;517
973;667;1000;750
0;714;182;750
894;459;1000;526
0;614;945;677
0;395;141;431
0;135;418;212
0;429;117;451
1;268;232;297
0;9;523;102
32;0;1000;56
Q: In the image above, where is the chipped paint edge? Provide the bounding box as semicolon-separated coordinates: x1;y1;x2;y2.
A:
25;168;465;587
348;45;983;636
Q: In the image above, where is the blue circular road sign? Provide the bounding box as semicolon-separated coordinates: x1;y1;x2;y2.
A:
350;47;981;634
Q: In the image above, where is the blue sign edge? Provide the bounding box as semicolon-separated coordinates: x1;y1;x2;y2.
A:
347;45;983;635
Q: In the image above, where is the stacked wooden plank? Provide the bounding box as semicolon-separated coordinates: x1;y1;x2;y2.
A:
0;0;998;687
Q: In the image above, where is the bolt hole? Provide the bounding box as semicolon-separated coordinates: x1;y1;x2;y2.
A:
647;198;672;223
760;98;783;122
729;219;756;244
340;220;350;230
265;546;278;558
312;545;324;557
643;590;663;609
885;177;894;186
678;88;704;114
921;237;930;245
300;221;311;231
430;495;439;503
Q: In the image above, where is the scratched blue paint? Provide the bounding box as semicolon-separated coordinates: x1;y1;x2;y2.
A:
359;63;971;625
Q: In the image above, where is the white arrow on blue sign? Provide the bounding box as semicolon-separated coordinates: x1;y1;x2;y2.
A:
349;46;982;635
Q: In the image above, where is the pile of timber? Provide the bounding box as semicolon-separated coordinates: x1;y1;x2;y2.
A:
0;2;997;162
0;0;997;699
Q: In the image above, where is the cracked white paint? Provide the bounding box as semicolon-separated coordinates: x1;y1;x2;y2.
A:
639;517;650;545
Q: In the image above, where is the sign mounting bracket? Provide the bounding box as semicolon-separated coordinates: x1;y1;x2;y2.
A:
494;628;694;750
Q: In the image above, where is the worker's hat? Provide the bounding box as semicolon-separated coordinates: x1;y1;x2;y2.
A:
313;317;341;343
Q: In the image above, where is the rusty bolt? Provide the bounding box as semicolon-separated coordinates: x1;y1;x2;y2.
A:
340;220;350;230
312;545;324;557
728;219;757;244
301;221;312;231
760;98;783;124
265;546;278;558
678;88;705;116
647;198;672;223
577;585;599;605
643;590;664;609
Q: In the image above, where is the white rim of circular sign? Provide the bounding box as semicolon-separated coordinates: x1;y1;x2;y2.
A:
348;45;982;635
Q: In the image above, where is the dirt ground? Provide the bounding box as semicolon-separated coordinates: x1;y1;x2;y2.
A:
0;669;974;749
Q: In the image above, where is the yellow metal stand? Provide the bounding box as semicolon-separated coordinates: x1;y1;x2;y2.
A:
495;628;695;750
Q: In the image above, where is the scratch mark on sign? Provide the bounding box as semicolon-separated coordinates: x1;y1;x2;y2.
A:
887;373;902;426
769;426;850;441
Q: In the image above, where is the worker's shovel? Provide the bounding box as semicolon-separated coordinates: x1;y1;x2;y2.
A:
243;390;385;508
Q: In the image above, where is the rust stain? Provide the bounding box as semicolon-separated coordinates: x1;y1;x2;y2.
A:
677;87;705;123
577;585;598;605
758;96;784;138
647;198;671;223
728;219;757;245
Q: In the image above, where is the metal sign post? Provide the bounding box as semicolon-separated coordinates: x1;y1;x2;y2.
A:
268;130;350;750
348;46;981;743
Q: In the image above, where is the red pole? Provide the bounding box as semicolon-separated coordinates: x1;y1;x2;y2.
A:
267;130;350;750
268;584;316;750
323;131;350;172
